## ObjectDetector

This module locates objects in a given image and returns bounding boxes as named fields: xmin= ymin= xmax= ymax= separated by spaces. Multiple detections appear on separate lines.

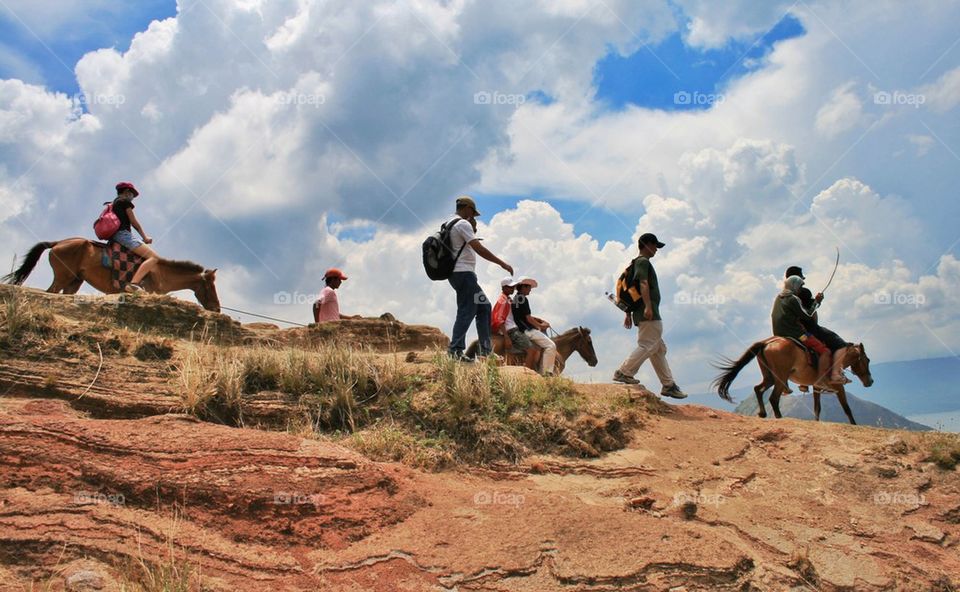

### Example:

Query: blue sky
xmin=594 ymin=16 xmax=805 ymax=112
xmin=0 ymin=1 xmax=176 ymax=94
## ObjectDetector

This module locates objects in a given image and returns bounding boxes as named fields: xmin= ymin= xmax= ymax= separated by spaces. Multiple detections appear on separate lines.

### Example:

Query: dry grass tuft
xmin=350 ymin=422 xmax=455 ymax=471
xmin=171 ymin=343 xmax=649 ymax=468
xmin=921 ymin=432 xmax=960 ymax=470
xmin=0 ymin=289 xmax=58 ymax=345
xmin=175 ymin=343 xmax=417 ymax=431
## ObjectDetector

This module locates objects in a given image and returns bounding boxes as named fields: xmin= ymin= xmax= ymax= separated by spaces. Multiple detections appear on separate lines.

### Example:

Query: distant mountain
xmin=855 ymin=356 xmax=960 ymax=416
xmin=733 ymin=390 xmax=932 ymax=431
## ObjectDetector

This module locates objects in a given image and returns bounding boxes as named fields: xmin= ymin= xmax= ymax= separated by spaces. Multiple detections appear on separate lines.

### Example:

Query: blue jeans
xmin=448 ymin=271 xmax=491 ymax=355
xmin=112 ymin=229 xmax=143 ymax=250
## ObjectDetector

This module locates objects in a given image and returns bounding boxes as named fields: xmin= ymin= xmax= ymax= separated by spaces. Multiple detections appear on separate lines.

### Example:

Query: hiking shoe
xmin=612 ymin=370 xmax=640 ymax=385
xmin=661 ymin=384 xmax=687 ymax=399
xmin=448 ymin=351 xmax=476 ymax=364
xmin=124 ymin=283 xmax=143 ymax=293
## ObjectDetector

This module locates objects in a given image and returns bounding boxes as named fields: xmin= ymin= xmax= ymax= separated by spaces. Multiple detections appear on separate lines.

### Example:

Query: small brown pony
xmin=713 ymin=337 xmax=873 ymax=424
xmin=466 ymin=326 xmax=599 ymax=374
xmin=4 ymin=238 xmax=221 ymax=312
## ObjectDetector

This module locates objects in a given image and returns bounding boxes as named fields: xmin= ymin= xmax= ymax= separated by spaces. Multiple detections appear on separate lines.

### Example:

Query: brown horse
xmin=713 ymin=337 xmax=873 ymax=424
xmin=3 ymin=238 xmax=221 ymax=312
xmin=466 ymin=327 xmax=599 ymax=374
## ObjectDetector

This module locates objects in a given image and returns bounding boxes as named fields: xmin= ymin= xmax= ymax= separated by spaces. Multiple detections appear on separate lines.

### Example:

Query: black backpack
xmin=615 ymin=257 xmax=643 ymax=311
xmin=422 ymin=217 xmax=466 ymax=281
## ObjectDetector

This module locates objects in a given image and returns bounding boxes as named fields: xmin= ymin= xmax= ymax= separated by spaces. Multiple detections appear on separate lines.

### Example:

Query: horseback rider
xmin=491 ymin=277 xmax=541 ymax=371
xmin=785 ymin=266 xmax=851 ymax=387
xmin=511 ymin=277 xmax=557 ymax=375
xmin=771 ymin=275 xmax=842 ymax=388
xmin=111 ymin=182 xmax=160 ymax=293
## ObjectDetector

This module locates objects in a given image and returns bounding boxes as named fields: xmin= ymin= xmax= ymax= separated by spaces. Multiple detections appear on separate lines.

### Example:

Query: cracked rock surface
xmin=2 ymin=397 xmax=957 ymax=591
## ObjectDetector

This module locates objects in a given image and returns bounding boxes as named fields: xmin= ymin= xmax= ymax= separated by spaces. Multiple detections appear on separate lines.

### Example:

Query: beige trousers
xmin=525 ymin=329 xmax=557 ymax=374
xmin=618 ymin=320 xmax=674 ymax=387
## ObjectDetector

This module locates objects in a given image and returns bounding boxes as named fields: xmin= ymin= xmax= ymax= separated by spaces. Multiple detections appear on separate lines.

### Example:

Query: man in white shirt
xmin=447 ymin=195 xmax=513 ymax=361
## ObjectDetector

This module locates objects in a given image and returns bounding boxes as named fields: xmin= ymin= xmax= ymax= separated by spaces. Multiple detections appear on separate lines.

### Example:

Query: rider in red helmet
xmin=111 ymin=182 xmax=159 ymax=292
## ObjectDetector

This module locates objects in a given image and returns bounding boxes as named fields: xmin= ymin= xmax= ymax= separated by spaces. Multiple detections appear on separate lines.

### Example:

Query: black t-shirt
xmin=511 ymin=295 xmax=534 ymax=331
xmin=112 ymin=197 xmax=135 ymax=231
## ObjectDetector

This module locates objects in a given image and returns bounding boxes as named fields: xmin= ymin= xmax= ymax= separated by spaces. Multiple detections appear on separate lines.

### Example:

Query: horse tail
xmin=712 ymin=341 xmax=767 ymax=403
xmin=465 ymin=340 xmax=479 ymax=358
xmin=2 ymin=241 xmax=57 ymax=285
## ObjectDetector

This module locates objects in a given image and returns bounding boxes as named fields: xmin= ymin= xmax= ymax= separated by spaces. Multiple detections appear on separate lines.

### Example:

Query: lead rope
xmin=219 ymin=305 xmax=309 ymax=327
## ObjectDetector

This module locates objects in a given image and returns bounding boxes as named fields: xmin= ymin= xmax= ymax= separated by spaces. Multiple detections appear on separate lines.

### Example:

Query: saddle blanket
xmin=784 ymin=336 xmax=818 ymax=367
xmin=100 ymin=241 xmax=144 ymax=291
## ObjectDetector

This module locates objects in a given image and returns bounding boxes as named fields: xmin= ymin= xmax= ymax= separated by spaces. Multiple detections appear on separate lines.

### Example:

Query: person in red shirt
xmin=313 ymin=268 xmax=360 ymax=323
xmin=492 ymin=276 xmax=541 ymax=370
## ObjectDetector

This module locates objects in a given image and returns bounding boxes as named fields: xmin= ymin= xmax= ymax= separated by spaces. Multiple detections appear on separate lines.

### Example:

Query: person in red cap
xmin=111 ymin=182 xmax=160 ymax=292
xmin=312 ymin=268 xmax=359 ymax=323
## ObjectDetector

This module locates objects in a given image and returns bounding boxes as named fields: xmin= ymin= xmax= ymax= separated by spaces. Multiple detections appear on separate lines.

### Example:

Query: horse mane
xmin=160 ymin=258 xmax=205 ymax=273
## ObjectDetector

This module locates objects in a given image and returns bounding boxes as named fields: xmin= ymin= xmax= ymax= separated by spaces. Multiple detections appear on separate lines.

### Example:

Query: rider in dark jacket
xmin=784 ymin=266 xmax=850 ymax=386
xmin=772 ymin=275 xmax=832 ymax=386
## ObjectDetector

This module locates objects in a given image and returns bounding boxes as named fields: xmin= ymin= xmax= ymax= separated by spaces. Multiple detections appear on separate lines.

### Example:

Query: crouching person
xmin=511 ymin=277 xmax=557 ymax=375
xmin=313 ymin=268 xmax=360 ymax=323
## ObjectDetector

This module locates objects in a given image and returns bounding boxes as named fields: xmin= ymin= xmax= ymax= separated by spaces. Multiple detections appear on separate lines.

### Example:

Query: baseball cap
xmin=455 ymin=195 xmax=481 ymax=216
xmin=324 ymin=268 xmax=348 ymax=280
xmin=115 ymin=182 xmax=139 ymax=196
xmin=500 ymin=276 xmax=516 ymax=287
xmin=639 ymin=232 xmax=665 ymax=248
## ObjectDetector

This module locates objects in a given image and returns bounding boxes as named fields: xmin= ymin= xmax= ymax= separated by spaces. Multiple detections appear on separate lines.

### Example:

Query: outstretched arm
xmin=469 ymin=239 xmax=513 ymax=275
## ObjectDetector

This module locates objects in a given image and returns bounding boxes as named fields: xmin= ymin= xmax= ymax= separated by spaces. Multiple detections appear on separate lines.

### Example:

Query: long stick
xmin=77 ymin=342 xmax=103 ymax=400
xmin=822 ymin=247 xmax=840 ymax=293
xmin=812 ymin=247 xmax=840 ymax=312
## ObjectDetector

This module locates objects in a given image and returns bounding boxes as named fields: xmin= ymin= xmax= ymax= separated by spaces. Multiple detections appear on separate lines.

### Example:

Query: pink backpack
xmin=93 ymin=202 xmax=121 ymax=240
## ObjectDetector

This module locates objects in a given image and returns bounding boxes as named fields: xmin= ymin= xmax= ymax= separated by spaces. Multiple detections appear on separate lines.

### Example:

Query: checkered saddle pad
xmin=99 ymin=241 xmax=144 ymax=291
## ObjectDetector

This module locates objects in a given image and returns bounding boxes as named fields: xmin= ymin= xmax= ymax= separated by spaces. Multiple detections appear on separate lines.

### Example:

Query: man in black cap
xmin=613 ymin=233 xmax=686 ymax=399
